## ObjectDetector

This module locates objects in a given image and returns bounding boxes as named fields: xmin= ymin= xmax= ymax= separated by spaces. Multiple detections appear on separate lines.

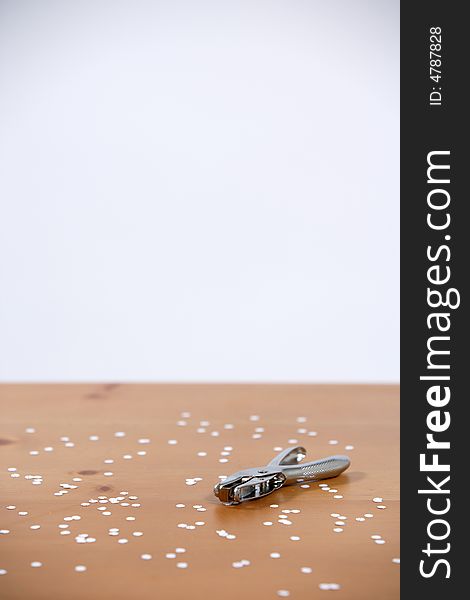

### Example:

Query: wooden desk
xmin=0 ymin=384 xmax=399 ymax=599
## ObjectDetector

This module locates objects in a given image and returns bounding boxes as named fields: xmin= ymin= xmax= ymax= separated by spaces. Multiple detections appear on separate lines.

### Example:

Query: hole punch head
xmin=214 ymin=469 xmax=286 ymax=505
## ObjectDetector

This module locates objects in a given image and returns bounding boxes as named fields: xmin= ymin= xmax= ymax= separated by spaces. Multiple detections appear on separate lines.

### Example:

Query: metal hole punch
xmin=214 ymin=446 xmax=350 ymax=505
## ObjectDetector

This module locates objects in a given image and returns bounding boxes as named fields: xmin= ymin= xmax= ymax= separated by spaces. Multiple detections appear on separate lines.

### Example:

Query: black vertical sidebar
xmin=401 ymin=1 xmax=466 ymax=598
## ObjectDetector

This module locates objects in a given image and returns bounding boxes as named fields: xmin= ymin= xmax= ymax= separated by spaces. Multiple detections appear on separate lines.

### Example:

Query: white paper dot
xmin=74 ymin=565 xmax=87 ymax=572
xmin=319 ymin=583 xmax=341 ymax=591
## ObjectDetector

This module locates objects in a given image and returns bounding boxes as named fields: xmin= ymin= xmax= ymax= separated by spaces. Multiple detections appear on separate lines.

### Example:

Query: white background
xmin=0 ymin=0 xmax=399 ymax=382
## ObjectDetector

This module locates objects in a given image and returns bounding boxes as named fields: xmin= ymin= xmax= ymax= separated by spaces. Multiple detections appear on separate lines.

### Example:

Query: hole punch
xmin=214 ymin=446 xmax=350 ymax=505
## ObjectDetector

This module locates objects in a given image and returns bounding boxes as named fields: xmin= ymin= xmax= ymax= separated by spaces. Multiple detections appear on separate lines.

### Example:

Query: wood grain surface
xmin=0 ymin=384 xmax=399 ymax=599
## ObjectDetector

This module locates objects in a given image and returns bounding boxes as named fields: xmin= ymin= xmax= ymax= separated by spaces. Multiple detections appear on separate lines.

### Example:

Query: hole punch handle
xmin=280 ymin=454 xmax=350 ymax=484
xmin=268 ymin=446 xmax=307 ymax=467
